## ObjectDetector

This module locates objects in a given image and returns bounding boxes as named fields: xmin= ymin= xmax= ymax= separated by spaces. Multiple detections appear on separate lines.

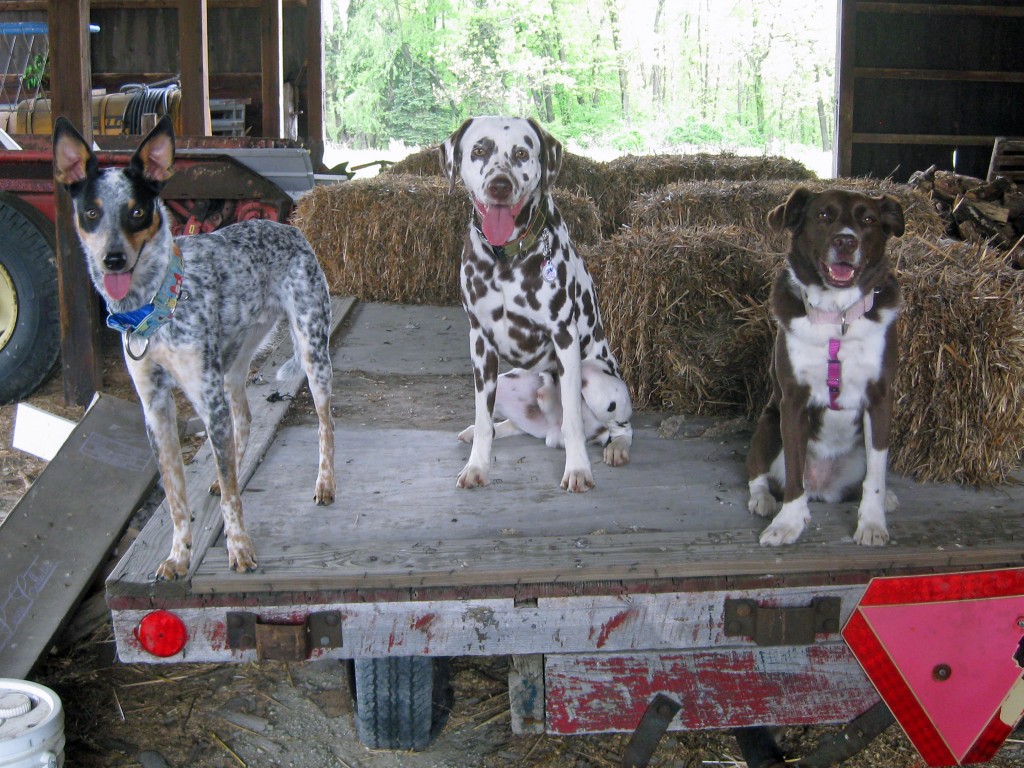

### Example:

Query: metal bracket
xmin=724 ymin=597 xmax=841 ymax=646
xmin=620 ymin=693 xmax=682 ymax=768
xmin=226 ymin=611 xmax=343 ymax=660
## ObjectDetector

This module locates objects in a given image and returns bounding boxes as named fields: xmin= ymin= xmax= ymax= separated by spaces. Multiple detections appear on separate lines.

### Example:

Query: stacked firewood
xmin=909 ymin=165 xmax=1024 ymax=265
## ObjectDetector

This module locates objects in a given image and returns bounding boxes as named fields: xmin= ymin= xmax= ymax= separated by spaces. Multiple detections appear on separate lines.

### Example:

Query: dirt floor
xmin=2 ymin=330 xmax=1023 ymax=768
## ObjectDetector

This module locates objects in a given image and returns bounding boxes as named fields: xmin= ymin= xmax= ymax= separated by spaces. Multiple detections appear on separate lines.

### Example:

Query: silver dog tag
xmin=542 ymin=258 xmax=557 ymax=283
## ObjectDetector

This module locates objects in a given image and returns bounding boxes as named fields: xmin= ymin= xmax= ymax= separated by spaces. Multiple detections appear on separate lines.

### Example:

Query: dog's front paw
xmin=854 ymin=497 xmax=890 ymax=546
xmin=154 ymin=555 xmax=190 ymax=581
xmin=314 ymin=474 xmax=336 ymax=505
xmin=561 ymin=467 xmax=594 ymax=493
xmin=853 ymin=520 xmax=889 ymax=546
xmin=457 ymin=425 xmax=474 ymax=443
xmin=603 ymin=437 xmax=630 ymax=467
xmin=759 ymin=499 xmax=810 ymax=546
xmin=457 ymin=464 xmax=489 ymax=489
xmin=227 ymin=532 xmax=258 ymax=572
xmin=748 ymin=490 xmax=777 ymax=518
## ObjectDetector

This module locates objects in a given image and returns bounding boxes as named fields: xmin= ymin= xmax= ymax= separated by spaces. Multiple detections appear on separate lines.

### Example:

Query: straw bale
xmin=889 ymin=238 xmax=1024 ymax=484
xmin=381 ymin=145 xmax=609 ymax=206
xmin=627 ymin=177 xmax=948 ymax=245
xmin=585 ymin=153 xmax=816 ymax=236
xmin=293 ymin=175 xmax=602 ymax=306
xmin=293 ymin=175 xmax=463 ymax=305
xmin=380 ymin=147 xmax=442 ymax=177
xmin=584 ymin=225 xmax=779 ymax=417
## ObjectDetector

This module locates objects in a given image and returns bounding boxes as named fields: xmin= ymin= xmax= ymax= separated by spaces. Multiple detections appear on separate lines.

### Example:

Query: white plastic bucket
xmin=0 ymin=679 xmax=64 ymax=768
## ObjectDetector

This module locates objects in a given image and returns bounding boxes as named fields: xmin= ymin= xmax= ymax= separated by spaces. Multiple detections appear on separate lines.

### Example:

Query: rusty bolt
xmin=932 ymin=663 xmax=952 ymax=682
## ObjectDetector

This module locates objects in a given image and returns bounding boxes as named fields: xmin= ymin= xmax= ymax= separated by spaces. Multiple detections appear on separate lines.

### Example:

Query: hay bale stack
xmin=557 ymin=152 xmax=606 ymax=199
xmin=890 ymin=238 xmax=1024 ymax=485
xmin=627 ymin=177 xmax=947 ymax=244
xmin=293 ymin=174 xmax=603 ymax=305
xmin=588 ymin=222 xmax=1024 ymax=485
xmin=293 ymin=175 xmax=463 ymax=304
xmin=381 ymin=145 xmax=610 ymax=209
xmin=380 ymin=146 xmax=441 ymax=177
xmin=584 ymin=224 xmax=779 ymax=417
xmin=587 ymin=153 xmax=816 ymax=236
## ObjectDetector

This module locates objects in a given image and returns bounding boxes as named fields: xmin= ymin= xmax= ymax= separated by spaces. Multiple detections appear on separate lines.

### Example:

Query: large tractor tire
xmin=0 ymin=192 xmax=60 ymax=405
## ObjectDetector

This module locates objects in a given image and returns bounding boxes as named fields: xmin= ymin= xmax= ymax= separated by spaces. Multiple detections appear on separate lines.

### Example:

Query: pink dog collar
xmin=803 ymin=290 xmax=875 ymax=336
xmin=803 ymin=291 xmax=875 ymax=411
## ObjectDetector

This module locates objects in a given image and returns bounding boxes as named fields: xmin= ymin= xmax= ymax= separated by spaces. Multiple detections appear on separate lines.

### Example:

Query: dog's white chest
xmin=785 ymin=313 xmax=893 ymax=411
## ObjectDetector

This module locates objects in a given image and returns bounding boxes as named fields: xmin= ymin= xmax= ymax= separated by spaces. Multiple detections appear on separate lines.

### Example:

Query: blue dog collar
xmin=106 ymin=244 xmax=185 ymax=340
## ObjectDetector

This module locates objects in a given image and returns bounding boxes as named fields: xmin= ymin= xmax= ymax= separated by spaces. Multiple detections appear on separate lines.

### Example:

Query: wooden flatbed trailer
xmin=105 ymin=300 xmax=1024 ymax=765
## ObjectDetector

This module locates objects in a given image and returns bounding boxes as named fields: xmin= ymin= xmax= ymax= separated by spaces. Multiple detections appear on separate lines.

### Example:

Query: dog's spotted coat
xmin=53 ymin=116 xmax=335 ymax=580
xmin=440 ymin=116 xmax=632 ymax=492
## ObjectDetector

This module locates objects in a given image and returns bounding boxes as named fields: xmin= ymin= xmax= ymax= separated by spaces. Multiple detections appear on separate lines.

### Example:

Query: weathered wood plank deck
xmin=215 ymin=302 xmax=1024 ymax=593
xmin=110 ymin=301 xmax=1024 ymax=604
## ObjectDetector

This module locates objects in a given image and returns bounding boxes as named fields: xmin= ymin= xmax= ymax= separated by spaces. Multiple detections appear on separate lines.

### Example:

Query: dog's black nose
xmin=832 ymin=234 xmax=858 ymax=254
xmin=487 ymin=176 xmax=513 ymax=201
xmin=104 ymin=251 xmax=128 ymax=271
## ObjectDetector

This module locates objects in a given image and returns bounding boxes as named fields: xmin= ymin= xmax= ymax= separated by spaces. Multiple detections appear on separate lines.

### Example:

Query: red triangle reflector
xmin=843 ymin=568 xmax=1024 ymax=766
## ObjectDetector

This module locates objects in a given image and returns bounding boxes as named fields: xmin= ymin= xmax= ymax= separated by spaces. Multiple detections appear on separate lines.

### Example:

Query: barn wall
xmin=0 ymin=5 xmax=309 ymax=139
xmin=837 ymin=0 xmax=1024 ymax=181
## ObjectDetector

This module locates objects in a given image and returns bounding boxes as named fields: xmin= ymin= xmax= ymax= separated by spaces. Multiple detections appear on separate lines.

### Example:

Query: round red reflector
xmin=134 ymin=610 xmax=188 ymax=657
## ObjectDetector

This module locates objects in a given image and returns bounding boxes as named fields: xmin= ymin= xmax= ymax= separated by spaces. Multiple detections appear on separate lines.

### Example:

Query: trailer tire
xmin=350 ymin=657 xmax=452 ymax=751
xmin=0 ymin=193 xmax=60 ymax=405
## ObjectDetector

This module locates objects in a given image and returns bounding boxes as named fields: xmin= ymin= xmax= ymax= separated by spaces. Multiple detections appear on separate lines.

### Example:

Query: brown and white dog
xmin=747 ymin=187 xmax=905 ymax=546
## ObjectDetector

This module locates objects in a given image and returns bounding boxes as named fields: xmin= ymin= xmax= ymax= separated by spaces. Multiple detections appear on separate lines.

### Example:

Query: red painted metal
xmin=843 ymin=568 xmax=1024 ymax=766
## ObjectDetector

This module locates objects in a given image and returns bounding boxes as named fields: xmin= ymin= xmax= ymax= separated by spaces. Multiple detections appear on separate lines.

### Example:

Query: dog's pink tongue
xmin=481 ymin=205 xmax=516 ymax=246
xmin=104 ymin=272 xmax=133 ymax=301
xmin=829 ymin=263 xmax=856 ymax=283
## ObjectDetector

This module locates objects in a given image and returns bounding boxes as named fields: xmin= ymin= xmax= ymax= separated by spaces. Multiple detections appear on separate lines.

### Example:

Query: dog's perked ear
xmin=876 ymin=194 xmax=906 ymax=238
xmin=52 ymin=116 xmax=97 ymax=188
xmin=527 ymin=117 xmax=563 ymax=192
xmin=131 ymin=114 xmax=176 ymax=187
xmin=767 ymin=186 xmax=814 ymax=233
xmin=439 ymin=118 xmax=474 ymax=194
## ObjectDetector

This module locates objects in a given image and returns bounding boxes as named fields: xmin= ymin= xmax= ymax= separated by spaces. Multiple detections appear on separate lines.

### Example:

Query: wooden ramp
xmin=0 ymin=394 xmax=157 ymax=678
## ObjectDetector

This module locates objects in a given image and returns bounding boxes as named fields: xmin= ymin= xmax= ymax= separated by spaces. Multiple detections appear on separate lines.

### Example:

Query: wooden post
xmin=261 ymin=0 xmax=284 ymax=138
xmin=835 ymin=0 xmax=855 ymax=177
xmin=304 ymin=0 xmax=325 ymax=167
xmin=178 ymin=0 xmax=211 ymax=136
xmin=49 ymin=0 xmax=102 ymax=406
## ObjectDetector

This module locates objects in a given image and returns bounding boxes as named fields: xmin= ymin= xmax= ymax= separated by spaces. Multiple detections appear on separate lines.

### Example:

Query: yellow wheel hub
xmin=0 ymin=262 xmax=17 ymax=350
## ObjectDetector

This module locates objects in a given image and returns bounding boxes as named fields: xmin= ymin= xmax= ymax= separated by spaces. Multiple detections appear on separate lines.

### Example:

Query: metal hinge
xmin=723 ymin=597 xmax=841 ymax=646
xmin=225 ymin=611 xmax=343 ymax=660
xmin=621 ymin=693 xmax=682 ymax=768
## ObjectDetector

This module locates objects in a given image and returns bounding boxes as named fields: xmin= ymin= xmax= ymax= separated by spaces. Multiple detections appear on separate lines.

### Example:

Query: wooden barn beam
xmin=178 ymin=0 xmax=212 ymax=136
xmin=6 ymin=1 xmax=308 ymax=9
xmin=49 ymin=0 xmax=103 ymax=406
xmin=305 ymin=0 xmax=324 ymax=163
xmin=835 ymin=0 xmax=855 ymax=177
xmin=261 ymin=0 xmax=284 ymax=138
